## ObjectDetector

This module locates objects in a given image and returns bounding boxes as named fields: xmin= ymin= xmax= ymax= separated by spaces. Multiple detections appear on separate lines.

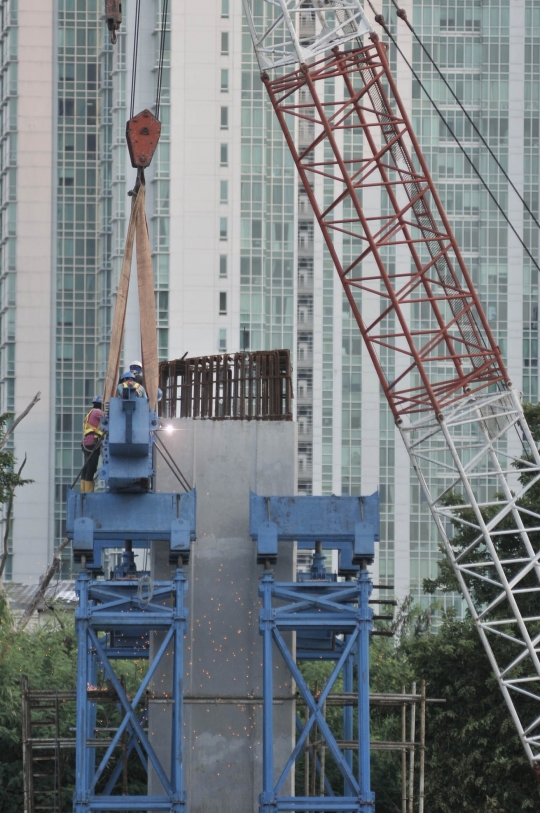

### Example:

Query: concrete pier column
xmin=151 ymin=419 xmax=297 ymax=811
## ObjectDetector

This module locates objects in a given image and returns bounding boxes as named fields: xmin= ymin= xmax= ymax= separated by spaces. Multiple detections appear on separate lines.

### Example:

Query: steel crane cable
xmin=155 ymin=0 xmax=170 ymax=120
xmin=129 ymin=0 xmax=142 ymax=119
xmin=365 ymin=0 xmax=540 ymax=275
xmin=388 ymin=0 xmax=540 ymax=235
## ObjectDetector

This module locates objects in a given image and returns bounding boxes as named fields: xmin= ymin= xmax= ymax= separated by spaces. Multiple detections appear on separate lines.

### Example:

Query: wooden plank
xmin=102 ymin=189 xmax=143 ymax=405
xmin=135 ymin=183 xmax=159 ymax=411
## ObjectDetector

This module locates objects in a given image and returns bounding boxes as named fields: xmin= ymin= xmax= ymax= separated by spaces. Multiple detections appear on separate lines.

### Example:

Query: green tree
xmin=0 ymin=596 xmax=77 ymax=812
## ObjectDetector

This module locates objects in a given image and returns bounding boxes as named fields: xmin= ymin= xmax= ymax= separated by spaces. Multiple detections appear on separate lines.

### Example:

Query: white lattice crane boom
xmin=242 ymin=0 xmax=540 ymax=766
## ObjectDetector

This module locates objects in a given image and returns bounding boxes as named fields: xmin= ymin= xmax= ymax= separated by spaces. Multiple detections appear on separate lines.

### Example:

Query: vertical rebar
xmin=401 ymin=686 xmax=407 ymax=813
xmin=419 ymin=680 xmax=426 ymax=813
xmin=408 ymin=682 xmax=416 ymax=813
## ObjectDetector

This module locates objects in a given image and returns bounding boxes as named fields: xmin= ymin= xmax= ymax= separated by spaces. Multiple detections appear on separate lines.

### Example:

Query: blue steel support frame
xmin=259 ymin=570 xmax=375 ymax=813
xmin=73 ymin=569 xmax=188 ymax=812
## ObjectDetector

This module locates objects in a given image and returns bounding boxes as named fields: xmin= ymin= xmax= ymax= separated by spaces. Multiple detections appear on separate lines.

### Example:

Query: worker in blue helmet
xmin=125 ymin=359 xmax=163 ymax=402
xmin=117 ymin=370 xmax=147 ymax=398
xmin=80 ymin=394 xmax=103 ymax=492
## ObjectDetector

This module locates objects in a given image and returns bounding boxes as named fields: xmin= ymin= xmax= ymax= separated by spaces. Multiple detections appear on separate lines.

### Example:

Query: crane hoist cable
xmin=130 ymin=0 xmax=142 ymax=119
xmin=388 ymin=0 xmax=540 ymax=235
xmin=366 ymin=0 xmax=540 ymax=275
xmin=155 ymin=0 xmax=169 ymax=120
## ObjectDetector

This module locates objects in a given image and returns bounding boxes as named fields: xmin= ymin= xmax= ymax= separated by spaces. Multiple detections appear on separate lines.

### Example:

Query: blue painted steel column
xmin=259 ymin=572 xmax=276 ymax=813
xmin=357 ymin=567 xmax=375 ymax=811
xmin=343 ymin=638 xmax=354 ymax=798
xmin=171 ymin=568 xmax=187 ymax=811
xmin=74 ymin=571 xmax=91 ymax=813
xmin=86 ymin=645 xmax=98 ymax=787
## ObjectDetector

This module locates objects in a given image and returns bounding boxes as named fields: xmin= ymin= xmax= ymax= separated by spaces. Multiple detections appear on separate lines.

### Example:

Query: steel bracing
xmin=241 ymin=9 xmax=540 ymax=766
xmin=241 ymin=0 xmax=371 ymax=71
xmin=73 ymin=570 xmax=188 ymax=812
xmin=259 ymin=570 xmax=374 ymax=812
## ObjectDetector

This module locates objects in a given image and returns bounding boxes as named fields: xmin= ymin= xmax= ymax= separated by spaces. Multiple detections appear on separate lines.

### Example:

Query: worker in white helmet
xmin=129 ymin=359 xmax=143 ymax=384
xmin=126 ymin=359 xmax=163 ymax=401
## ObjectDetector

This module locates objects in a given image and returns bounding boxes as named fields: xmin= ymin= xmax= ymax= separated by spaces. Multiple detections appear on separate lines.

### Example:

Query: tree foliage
xmin=0 ymin=412 xmax=32 ymax=505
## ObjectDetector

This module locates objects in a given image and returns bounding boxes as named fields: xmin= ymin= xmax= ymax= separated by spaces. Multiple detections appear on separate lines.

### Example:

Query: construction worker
xmin=80 ymin=394 xmax=103 ymax=493
xmin=129 ymin=359 xmax=143 ymax=384
xmin=117 ymin=370 xmax=148 ymax=397
xmin=125 ymin=359 xmax=163 ymax=402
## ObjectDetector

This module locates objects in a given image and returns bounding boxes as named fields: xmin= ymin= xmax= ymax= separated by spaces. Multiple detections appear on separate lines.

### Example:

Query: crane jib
xmin=243 ymin=0 xmax=540 ymax=771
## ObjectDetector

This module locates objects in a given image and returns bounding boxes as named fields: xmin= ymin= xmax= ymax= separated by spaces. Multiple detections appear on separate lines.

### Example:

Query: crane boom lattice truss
xmin=243 ymin=1 xmax=540 ymax=767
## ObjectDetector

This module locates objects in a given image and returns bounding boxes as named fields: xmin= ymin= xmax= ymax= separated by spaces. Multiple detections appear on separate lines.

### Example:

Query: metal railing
xmin=159 ymin=350 xmax=293 ymax=421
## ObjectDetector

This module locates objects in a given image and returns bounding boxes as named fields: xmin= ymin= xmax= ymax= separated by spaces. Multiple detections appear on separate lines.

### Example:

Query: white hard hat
xmin=130 ymin=359 xmax=143 ymax=368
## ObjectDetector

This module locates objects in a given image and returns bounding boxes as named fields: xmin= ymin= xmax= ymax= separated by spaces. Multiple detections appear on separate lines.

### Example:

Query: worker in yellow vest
xmin=80 ymin=394 xmax=103 ymax=492
xmin=117 ymin=370 xmax=148 ymax=397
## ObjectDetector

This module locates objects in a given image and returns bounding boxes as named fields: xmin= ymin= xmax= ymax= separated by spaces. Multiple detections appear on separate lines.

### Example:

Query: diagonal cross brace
xmin=272 ymin=627 xmax=359 ymax=795
xmin=89 ymin=626 xmax=174 ymax=795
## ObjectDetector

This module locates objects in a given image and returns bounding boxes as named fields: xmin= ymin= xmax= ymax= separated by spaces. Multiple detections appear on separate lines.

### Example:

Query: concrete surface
xmin=149 ymin=418 xmax=297 ymax=811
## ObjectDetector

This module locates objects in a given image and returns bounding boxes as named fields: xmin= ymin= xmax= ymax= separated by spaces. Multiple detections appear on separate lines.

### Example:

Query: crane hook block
xmin=104 ymin=0 xmax=122 ymax=45
xmin=126 ymin=110 xmax=161 ymax=169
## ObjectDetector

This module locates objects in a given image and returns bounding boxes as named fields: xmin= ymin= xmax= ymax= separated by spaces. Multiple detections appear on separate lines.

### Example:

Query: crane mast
xmin=243 ymin=0 xmax=540 ymax=766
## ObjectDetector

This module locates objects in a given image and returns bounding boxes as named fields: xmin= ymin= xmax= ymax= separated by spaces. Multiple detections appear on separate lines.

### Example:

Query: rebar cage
xmin=159 ymin=350 xmax=293 ymax=421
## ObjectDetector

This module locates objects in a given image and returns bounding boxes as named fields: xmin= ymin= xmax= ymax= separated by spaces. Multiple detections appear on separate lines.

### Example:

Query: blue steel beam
xmin=250 ymin=492 xmax=378 ymax=568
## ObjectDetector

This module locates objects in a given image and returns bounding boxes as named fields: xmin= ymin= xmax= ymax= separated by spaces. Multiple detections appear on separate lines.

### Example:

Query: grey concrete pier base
xmin=150 ymin=419 xmax=297 ymax=811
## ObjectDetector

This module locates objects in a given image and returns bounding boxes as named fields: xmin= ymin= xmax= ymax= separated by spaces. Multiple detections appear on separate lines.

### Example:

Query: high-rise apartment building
xmin=2 ymin=0 xmax=538 ymax=594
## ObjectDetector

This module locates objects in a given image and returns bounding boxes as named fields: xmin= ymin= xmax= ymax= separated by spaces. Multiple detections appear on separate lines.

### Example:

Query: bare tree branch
xmin=0 ymin=391 xmax=41 ymax=452
xmin=0 ymin=454 xmax=26 ymax=584
xmin=17 ymin=537 xmax=71 ymax=632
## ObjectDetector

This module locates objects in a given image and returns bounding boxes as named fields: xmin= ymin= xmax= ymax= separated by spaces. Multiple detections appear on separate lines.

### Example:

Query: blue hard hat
xmin=92 ymin=394 xmax=103 ymax=405
xmin=120 ymin=371 xmax=135 ymax=381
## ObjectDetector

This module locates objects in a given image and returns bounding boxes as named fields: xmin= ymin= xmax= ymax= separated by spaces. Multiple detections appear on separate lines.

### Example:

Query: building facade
xmin=1 ymin=0 xmax=538 ymax=595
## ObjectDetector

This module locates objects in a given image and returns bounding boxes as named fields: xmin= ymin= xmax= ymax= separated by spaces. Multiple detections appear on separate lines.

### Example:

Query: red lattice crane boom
xmin=243 ymin=0 xmax=540 ymax=766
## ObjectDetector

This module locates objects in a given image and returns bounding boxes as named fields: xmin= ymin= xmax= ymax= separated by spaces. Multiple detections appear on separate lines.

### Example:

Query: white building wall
xmin=11 ymin=0 xmax=54 ymax=581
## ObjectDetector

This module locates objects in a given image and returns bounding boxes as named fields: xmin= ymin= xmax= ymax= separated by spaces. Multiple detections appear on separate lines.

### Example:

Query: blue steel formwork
xmin=73 ymin=569 xmax=188 ymax=812
xmin=251 ymin=494 xmax=379 ymax=813
xmin=67 ymin=392 xmax=195 ymax=812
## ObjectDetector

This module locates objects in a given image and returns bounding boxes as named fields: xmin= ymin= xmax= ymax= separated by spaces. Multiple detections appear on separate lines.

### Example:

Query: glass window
xmin=220 ymin=143 xmax=228 ymax=166
xmin=219 ymin=328 xmax=227 ymax=352
xmin=220 ymin=180 xmax=228 ymax=204
xmin=220 ymin=106 xmax=228 ymax=129
xmin=219 ymin=255 xmax=227 ymax=278
xmin=220 ymin=217 xmax=228 ymax=241
xmin=221 ymin=69 xmax=229 ymax=92
xmin=219 ymin=292 xmax=227 ymax=314
xmin=221 ymin=0 xmax=229 ymax=18
xmin=221 ymin=32 xmax=229 ymax=55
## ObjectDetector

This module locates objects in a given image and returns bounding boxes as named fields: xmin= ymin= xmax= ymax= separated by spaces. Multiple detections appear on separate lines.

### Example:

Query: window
xmin=221 ymin=69 xmax=229 ymax=92
xmin=221 ymin=32 xmax=229 ymax=55
xmin=220 ymin=180 xmax=228 ymax=204
xmin=219 ymin=255 xmax=227 ymax=278
xmin=220 ymin=106 xmax=228 ymax=129
xmin=59 ymin=98 xmax=74 ymax=116
xmin=220 ymin=143 xmax=228 ymax=166
xmin=219 ymin=329 xmax=227 ymax=352
xmin=221 ymin=0 xmax=229 ymax=17
xmin=219 ymin=292 xmax=227 ymax=315
xmin=220 ymin=217 xmax=228 ymax=241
